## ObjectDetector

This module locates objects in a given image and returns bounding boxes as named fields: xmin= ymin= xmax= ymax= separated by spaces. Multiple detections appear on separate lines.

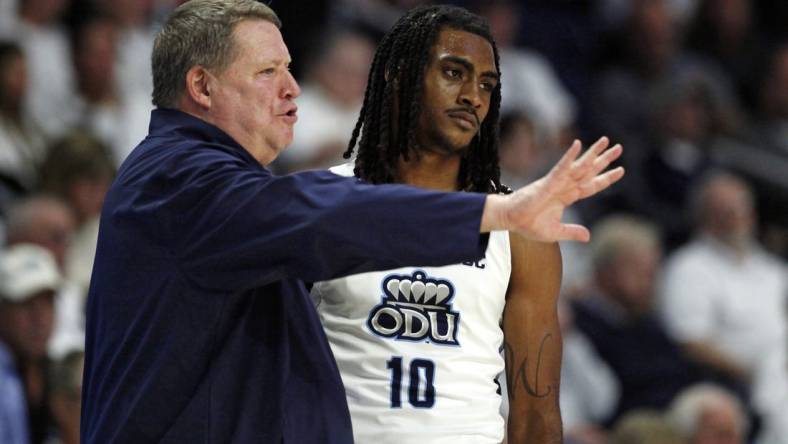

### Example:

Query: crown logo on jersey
xmin=382 ymin=271 xmax=454 ymax=306
xmin=367 ymin=271 xmax=461 ymax=346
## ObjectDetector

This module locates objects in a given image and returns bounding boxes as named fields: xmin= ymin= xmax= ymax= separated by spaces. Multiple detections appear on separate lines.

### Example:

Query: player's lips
xmin=447 ymin=110 xmax=478 ymax=130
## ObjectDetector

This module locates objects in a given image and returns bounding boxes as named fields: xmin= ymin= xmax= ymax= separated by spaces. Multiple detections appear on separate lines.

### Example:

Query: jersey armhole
xmin=310 ymin=282 xmax=324 ymax=309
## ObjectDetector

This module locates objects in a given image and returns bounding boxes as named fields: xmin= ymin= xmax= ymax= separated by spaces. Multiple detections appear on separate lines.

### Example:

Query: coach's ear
xmin=185 ymin=65 xmax=212 ymax=109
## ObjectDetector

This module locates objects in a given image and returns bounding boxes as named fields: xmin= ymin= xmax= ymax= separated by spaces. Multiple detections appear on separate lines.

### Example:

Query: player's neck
xmin=396 ymin=150 xmax=462 ymax=191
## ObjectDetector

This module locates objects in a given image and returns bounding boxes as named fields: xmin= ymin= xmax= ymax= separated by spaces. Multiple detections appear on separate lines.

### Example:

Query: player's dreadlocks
xmin=343 ymin=5 xmax=509 ymax=194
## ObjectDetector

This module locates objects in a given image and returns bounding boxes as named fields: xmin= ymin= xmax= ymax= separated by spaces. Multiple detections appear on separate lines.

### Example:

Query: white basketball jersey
xmin=312 ymin=164 xmax=512 ymax=444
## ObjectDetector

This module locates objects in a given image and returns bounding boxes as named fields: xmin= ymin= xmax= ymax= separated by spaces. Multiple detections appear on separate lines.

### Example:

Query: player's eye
xmin=444 ymin=68 xmax=462 ymax=79
xmin=480 ymin=81 xmax=495 ymax=92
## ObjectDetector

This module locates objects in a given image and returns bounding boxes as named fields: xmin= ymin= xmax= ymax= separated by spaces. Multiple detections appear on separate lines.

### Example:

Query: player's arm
xmin=503 ymin=233 xmax=563 ymax=444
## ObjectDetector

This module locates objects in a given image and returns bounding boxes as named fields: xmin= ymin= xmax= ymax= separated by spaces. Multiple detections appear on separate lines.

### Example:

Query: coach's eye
xmin=260 ymin=67 xmax=276 ymax=76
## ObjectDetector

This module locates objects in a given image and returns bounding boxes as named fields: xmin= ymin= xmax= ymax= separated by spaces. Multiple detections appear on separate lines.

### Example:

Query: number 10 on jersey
xmin=386 ymin=357 xmax=436 ymax=408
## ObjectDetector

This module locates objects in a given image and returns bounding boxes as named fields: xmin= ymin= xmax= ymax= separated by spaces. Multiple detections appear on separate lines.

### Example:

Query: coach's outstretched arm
xmin=481 ymin=137 xmax=623 ymax=241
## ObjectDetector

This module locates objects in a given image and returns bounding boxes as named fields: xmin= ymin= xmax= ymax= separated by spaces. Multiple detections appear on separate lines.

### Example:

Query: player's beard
xmin=415 ymin=123 xmax=477 ymax=158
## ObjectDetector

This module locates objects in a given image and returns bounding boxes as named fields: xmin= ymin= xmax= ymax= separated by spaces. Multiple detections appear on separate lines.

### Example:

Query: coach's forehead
xmin=231 ymin=19 xmax=290 ymax=65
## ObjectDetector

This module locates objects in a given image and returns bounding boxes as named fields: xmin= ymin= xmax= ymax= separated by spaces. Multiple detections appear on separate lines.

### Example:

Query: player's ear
xmin=185 ymin=65 xmax=212 ymax=109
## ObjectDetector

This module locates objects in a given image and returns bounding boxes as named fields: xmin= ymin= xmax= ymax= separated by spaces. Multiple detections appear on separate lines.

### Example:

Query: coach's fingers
xmin=556 ymin=223 xmax=591 ymax=243
xmin=571 ymin=137 xmax=609 ymax=178
xmin=549 ymin=140 xmax=581 ymax=181
xmin=587 ymin=144 xmax=623 ymax=179
xmin=577 ymin=166 xmax=625 ymax=199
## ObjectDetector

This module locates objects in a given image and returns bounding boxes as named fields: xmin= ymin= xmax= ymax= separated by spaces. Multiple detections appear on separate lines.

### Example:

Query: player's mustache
xmin=446 ymin=107 xmax=480 ymax=128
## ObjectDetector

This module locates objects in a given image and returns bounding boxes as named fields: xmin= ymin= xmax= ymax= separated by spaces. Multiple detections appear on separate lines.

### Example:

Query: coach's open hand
xmin=481 ymin=136 xmax=624 ymax=242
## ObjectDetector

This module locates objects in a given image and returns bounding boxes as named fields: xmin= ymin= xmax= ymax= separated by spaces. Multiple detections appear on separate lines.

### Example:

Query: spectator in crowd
xmin=752 ymin=44 xmax=788 ymax=171
xmin=0 ymin=41 xmax=47 ymax=195
xmin=2 ymin=0 xmax=74 ymax=139
xmin=46 ymin=348 xmax=83 ymax=444
xmin=0 ymin=272 xmax=30 ymax=443
xmin=0 ymin=244 xmax=61 ymax=444
xmin=609 ymin=409 xmax=686 ymax=444
xmin=686 ymin=0 xmax=763 ymax=108
xmin=96 ymin=0 xmax=157 ymax=100
xmin=634 ymin=73 xmax=739 ymax=249
xmin=0 ymin=0 xmax=16 ymax=32
xmin=67 ymin=14 xmax=151 ymax=165
xmin=475 ymin=0 xmax=578 ymax=149
xmin=666 ymin=383 xmax=747 ymax=444
xmin=39 ymin=130 xmax=115 ymax=294
xmin=332 ymin=0 xmax=423 ymax=39
xmin=658 ymin=171 xmax=788 ymax=443
xmin=275 ymin=28 xmax=374 ymax=172
xmin=705 ymin=42 xmax=788 ymax=258
xmin=596 ymin=0 xmax=700 ymax=29
xmin=498 ymin=111 xmax=550 ymax=189
xmin=756 ymin=42 xmax=788 ymax=242
xmin=4 ymin=196 xmax=83 ymax=359
xmin=756 ymin=392 xmax=788 ymax=444
xmin=5 ymin=195 xmax=74 ymax=268
xmin=571 ymin=214 xmax=703 ymax=423
xmin=559 ymin=299 xmax=619 ymax=444
xmin=591 ymin=0 xmax=737 ymax=218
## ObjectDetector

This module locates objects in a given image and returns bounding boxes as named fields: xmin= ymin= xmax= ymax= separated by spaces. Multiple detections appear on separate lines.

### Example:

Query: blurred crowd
xmin=0 ymin=0 xmax=785 ymax=443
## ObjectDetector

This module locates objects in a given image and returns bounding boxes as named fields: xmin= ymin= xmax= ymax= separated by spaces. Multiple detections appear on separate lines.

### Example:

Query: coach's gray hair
xmin=151 ymin=0 xmax=281 ymax=108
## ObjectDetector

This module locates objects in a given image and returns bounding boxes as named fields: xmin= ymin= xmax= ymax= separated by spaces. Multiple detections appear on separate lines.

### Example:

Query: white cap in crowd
xmin=0 ymin=244 xmax=62 ymax=303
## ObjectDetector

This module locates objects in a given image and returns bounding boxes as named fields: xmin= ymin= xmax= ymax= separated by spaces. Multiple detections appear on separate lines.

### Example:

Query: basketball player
xmin=313 ymin=6 xmax=616 ymax=443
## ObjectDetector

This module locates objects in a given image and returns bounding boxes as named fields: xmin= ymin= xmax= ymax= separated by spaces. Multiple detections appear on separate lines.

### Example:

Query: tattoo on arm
xmin=504 ymin=333 xmax=553 ymax=400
